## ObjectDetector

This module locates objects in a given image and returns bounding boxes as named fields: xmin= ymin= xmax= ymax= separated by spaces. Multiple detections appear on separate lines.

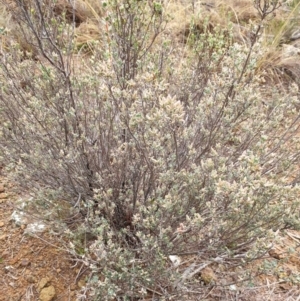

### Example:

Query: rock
xmin=289 ymin=254 xmax=300 ymax=266
xmin=269 ymin=248 xmax=284 ymax=260
xmin=201 ymin=266 xmax=217 ymax=284
xmin=279 ymin=282 xmax=293 ymax=291
xmin=0 ymin=234 xmax=6 ymax=240
xmin=26 ymin=275 xmax=36 ymax=283
xmin=0 ymin=221 xmax=4 ymax=227
xmin=4 ymin=265 xmax=14 ymax=272
xmin=77 ymin=279 xmax=86 ymax=288
xmin=281 ymin=44 xmax=300 ymax=58
xmin=1 ymin=250 xmax=9 ymax=258
xmin=0 ymin=184 xmax=5 ymax=193
xmin=39 ymin=286 xmax=56 ymax=301
xmin=19 ymin=258 xmax=30 ymax=267
xmin=11 ymin=211 xmax=28 ymax=226
xmin=38 ymin=277 xmax=50 ymax=291
xmin=24 ymin=222 xmax=46 ymax=234
xmin=0 ymin=192 xmax=8 ymax=199
xmin=70 ymin=283 xmax=77 ymax=291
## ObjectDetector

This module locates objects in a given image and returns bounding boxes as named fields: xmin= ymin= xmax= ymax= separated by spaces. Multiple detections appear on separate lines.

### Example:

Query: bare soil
xmin=0 ymin=176 xmax=84 ymax=301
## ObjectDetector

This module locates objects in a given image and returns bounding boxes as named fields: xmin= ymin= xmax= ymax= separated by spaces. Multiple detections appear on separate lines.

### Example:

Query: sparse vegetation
xmin=0 ymin=0 xmax=300 ymax=300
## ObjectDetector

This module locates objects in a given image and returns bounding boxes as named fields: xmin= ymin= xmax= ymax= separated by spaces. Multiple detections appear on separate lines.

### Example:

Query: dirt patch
xmin=0 ymin=177 xmax=85 ymax=301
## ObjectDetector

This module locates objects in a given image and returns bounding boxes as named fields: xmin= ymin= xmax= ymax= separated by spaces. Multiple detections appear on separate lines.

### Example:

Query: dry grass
xmin=253 ymin=1 xmax=300 ymax=84
xmin=1 ymin=0 xmax=299 ymax=62
xmin=0 ymin=0 xmax=298 ymax=114
xmin=165 ymin=0 xmax=298 ymax=48
xmin=215 ymin=0 xmax=259 ymax=24
xmin=53 ymin=0 xmax=103 ymax=25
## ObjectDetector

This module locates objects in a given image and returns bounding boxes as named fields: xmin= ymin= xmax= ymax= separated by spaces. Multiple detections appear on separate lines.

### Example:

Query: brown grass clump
xmin=216 ymin=0 xmax=259 ymax=24
xmin=53 ymin=0 xmax=104 ymax=54
xmin=255 ymin=2 xmax=300 ymax=86
xmin=0 ymin=0 xmax=104 ymax=58
xmin=168 ymin=0 xmax=257 ymax=46
xmin=257 ymin=49 xmax=300 ymax=88
xmin=169 ymin=0 xmax=299 ymax=49
xmin=53 ymin=0 xmax=103 ymax=26
xmin=75 ymin=20 xmax=102 ymax=54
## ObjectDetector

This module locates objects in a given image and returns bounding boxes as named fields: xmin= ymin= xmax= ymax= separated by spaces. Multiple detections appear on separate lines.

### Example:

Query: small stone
xmin=0 ymin=184 xmax=5 ymax=193
xmin=269 ymin=248 xmax=284 ymax=260
xmin=279 ymin=282 xmax=293 ymax=291
xmin=1 ymin=250 xmax=9 ymax=258
xmin=77 ymin=279 xmax=86 ymax=288
xmin=70 ymin=283 xmax=77 ymax=291
xmin=0 ymin=221 xmax=4 ymax=227
xmin=56 ymin=268 xmax=61 ymax=273
xmin=201 ymin=266 xmax=217 ymax=284
xmin=38 ymin=277 xmax=50 ymax=291
xmin=39 ymin=286 xmax=56 ymax=301
xmin=0 ymin=192 xmax=8 ymax=199
xmin=290 ymin=255 xmax=300 ymax=266
xmin=26 ymin=275 xmax=36 ymax=283
xmin=0 ymin=234 xmax=6 ymax=240
xmin=4 ymin=266 xmax=14 ymax=273
xmin=20 ymin=258 xmax=30 ymax=267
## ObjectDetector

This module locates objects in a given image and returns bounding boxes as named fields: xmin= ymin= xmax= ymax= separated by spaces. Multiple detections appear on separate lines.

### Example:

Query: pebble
xmin=201 ymin=266 xmax=217 ymax=284
xmin=26 ymin=275 xmax=36 ymax=283
xmin=20 ymin=258 xmax=30 ymax=267
xmin=38 ymin=277 xmax=50 ymax=291
xmin=39 ymin=286 xmax=56 ymax=301
xmin=0 ymin=234 xmax=7 ymax=240
xmin=70 ymin=283 xmax=77 ymax=291
xmin=77 ymin=279 xmax=85 ymax=288
xmin=0 ymin=192 xmax=8 ymax=199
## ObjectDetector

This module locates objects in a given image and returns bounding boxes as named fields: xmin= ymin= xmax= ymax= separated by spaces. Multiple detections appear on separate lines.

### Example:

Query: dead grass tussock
xmin=0 ymin=0 xmax=104 ymax=57
xmin=165 ymin=0 xmax=221 ymax=38
xmin=53 ymin=0 xmax=104 ymax=54
xmin=251 ymin=1 xmax=300 ymax=85
xmin=75 ymin=20 xmax=102 ymax=54
xmin=166 ymin=0 xmax=257 ymax=45
xmin=263 ymin=2 xmax=300 ymax=48
xmin=53 ymin=0 xmax=103 ymax=26
xmin=256 ymin=44 xmax=300 ymax=88
xmin=215 ymin=0 xmax=259 ymax=24
xmin=167 ymin=0 xmax=299 ymax=48
xmin=163 ymin=0 xmax=191 ymax=44
xmin=256 ymin=48 xmax=298 ymax=85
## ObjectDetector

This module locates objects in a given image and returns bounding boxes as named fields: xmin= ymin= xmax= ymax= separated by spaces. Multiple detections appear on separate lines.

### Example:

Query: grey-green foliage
xmin=0 ymin=0 xmax=299 ymax=299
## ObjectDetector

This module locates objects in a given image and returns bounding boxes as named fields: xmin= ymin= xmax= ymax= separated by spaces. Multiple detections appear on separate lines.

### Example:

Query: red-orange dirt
xmin=0 ymin=176 xmax=85 ymax=301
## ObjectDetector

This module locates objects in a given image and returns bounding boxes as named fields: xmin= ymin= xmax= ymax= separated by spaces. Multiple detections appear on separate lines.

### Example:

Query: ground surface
xmin=0 ymin=176 xmax=85 ymax=301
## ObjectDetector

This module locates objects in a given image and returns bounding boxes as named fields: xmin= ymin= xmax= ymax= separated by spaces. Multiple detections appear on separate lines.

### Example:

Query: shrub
xmin=0 ymin=0 xmax=299 ymax=299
